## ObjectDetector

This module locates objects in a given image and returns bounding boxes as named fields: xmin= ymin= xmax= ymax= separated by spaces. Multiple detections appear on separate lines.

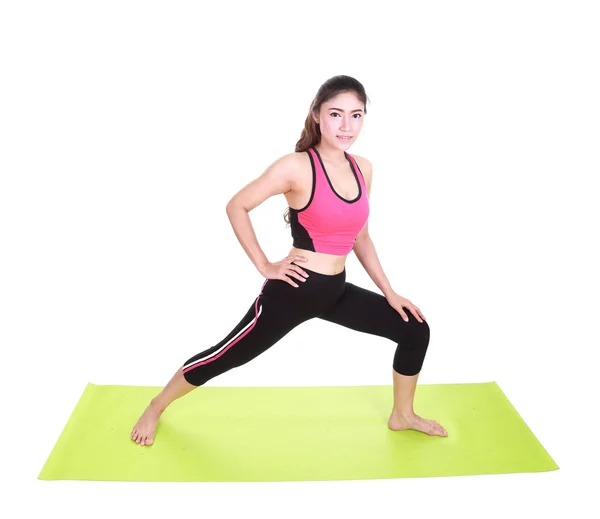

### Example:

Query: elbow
xmin=226 ymin=199 xmax=242 ymax=214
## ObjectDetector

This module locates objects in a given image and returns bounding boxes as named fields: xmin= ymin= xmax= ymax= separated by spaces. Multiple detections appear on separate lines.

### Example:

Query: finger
xmin=286 ymin=270 xmax=306 ymax=281
xmin=281 ymin=274 xmax=299 ymax=288
xmin=287 ymin=268 xmax=307 ymax=282
xmin=290 ymin=265 xmax=309 ymax=278
xmin=295 ymin=255 xmax=308 ymax=261
xmin=411 ymin=308 xmax=423 ymax=323
xmin=400 ymin=311 xmax=409 ymax=322
xmin=414 ymin=305 xmax=426 ymax=321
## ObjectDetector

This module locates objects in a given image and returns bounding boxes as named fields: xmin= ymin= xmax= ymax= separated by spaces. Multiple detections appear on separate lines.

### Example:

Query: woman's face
xmin=314 ymin=91 xmax=365 ymax=151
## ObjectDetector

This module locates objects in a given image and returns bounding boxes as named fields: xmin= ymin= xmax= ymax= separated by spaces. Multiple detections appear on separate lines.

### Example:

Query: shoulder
xmin=270 ymin=150 xmax=310 ymax=171
xmin=272 ymin=150 xmax=314 ymax=180
xmin=262 ymin=151 xmax=307 ymax=179
xmin=255 ymin=151 xmax=311 ymax=194
xmin=227 ymin=151 xmax=309 ymax=210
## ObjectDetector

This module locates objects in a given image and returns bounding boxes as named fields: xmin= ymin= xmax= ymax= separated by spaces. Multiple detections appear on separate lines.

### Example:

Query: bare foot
xmin=387 ymin=411 xmax=448 ymax=437
xmin=131 ymin=400 xmax=164 ymax=446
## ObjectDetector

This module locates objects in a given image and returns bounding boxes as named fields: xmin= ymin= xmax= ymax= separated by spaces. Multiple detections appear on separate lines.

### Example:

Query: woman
xmin=131 ymin=75 xmax=448 ymax=446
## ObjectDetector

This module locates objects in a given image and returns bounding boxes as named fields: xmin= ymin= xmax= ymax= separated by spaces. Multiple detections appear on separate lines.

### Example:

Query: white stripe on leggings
xmin=183 ymin=304 xmax=263 ymax=370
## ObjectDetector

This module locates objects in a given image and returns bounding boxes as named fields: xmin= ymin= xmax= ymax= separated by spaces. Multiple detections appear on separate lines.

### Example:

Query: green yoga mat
xmin=38 ymin=381 xmax=558 ymax=482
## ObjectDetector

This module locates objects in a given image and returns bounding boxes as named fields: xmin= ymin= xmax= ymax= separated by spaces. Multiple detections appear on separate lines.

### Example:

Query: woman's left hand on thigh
xmin=385 ymin=291 xmax=426 ymax=323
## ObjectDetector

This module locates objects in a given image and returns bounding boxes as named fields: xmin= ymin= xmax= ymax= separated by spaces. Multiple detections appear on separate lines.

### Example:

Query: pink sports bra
xmin=288 ymin=146 xmax=370 ymax=255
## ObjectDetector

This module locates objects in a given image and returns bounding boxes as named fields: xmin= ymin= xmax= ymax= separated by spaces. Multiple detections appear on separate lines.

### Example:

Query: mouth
xmin=337 ymin=135 xmax=353 ymax=140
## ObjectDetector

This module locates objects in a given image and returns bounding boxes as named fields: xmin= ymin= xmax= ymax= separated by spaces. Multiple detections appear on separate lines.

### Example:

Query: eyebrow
xmin=328 ymin=107 xmax=364 ymax=113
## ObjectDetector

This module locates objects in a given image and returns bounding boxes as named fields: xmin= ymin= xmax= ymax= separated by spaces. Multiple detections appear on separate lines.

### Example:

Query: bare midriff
xmin=287 ymin=246 xmax=348 ymax=275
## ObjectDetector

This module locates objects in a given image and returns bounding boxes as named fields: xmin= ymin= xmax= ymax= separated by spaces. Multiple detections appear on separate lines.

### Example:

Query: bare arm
xmin=225 ymin=153 xmax=298 ymax=275
xmin=352 ymin=158 xmax=395 ymax=298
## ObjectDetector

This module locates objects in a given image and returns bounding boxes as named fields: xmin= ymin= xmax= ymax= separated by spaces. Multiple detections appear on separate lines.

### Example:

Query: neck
xmin=314 ymin=142 xmax=346 ymax=164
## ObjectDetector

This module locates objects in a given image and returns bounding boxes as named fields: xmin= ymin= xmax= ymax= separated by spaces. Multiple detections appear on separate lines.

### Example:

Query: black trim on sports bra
xmin=311 ymin=146 xmax=362 ymax=204
xmin=288 ymin=149 xmax=317 ymax=213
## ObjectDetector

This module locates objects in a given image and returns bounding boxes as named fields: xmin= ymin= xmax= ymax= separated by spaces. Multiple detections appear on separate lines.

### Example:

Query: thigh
xmin=319 ymin=282 xmax=426 ymax=341
xmin=182 ymin=281 xmax=312 ymax=385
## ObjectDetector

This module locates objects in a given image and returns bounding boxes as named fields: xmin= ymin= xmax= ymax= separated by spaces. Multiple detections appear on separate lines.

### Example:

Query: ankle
xmin=392 ymin=408 xmax=415 ymax=420
xmin=150 ymin=397 xmax=168 ymax=413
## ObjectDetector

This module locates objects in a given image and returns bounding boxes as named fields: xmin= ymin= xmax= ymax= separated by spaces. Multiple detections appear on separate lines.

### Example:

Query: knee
xmin=182 ymin=365 xmax=209 ymax=387
xmin=393 ymin=315 xmax=430 ymax=348
xmin=415 ymin=318 xmax=430 ymax=348
xmin=392 ymin=317 xmax=430 ymax=376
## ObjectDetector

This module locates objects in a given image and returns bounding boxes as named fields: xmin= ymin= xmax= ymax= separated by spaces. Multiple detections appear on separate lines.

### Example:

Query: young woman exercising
xmin=131 ymin=75 xmax=448 ymax=446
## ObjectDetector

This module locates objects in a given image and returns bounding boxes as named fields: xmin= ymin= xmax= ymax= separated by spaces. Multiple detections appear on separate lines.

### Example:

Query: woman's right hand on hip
xmin=260 ymin=256 xmax=310 ymax=287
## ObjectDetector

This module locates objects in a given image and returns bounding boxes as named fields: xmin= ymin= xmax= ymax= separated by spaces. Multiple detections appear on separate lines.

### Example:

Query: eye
xmin=329 ymin=112 xmax=362 ymax=119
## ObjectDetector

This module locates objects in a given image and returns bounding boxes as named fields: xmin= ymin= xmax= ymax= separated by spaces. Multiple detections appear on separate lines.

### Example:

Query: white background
xmin=1 ymin=0 xmax=598 ymax=517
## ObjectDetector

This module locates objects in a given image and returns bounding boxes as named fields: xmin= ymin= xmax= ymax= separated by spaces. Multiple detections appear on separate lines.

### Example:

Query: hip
xmin=287 ymin=247 xmax=348 ymax=276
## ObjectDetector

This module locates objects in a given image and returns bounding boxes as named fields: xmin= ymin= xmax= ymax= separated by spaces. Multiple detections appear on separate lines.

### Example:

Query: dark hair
xmin=283 ymin=75 xmax=369 ymax=225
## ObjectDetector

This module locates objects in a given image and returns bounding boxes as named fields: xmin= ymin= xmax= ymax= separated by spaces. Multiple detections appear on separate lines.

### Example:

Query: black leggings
xmin=182 ymin=265 xmax=430 ymax=386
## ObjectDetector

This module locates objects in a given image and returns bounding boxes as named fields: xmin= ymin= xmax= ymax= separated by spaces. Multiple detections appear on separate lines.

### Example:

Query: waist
xmin=288 ymin=247 xmax=347 ymax=275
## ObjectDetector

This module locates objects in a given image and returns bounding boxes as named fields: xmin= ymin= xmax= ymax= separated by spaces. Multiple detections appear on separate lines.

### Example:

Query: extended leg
xmin=131 ymin=278 xmax=311 ymax=446
xmin=131 ymin=365 xmax=196 ymax=446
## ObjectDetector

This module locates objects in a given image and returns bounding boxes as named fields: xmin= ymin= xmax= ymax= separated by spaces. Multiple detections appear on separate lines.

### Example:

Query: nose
xmin=339 ymin=117 xmax=351 ymax=131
